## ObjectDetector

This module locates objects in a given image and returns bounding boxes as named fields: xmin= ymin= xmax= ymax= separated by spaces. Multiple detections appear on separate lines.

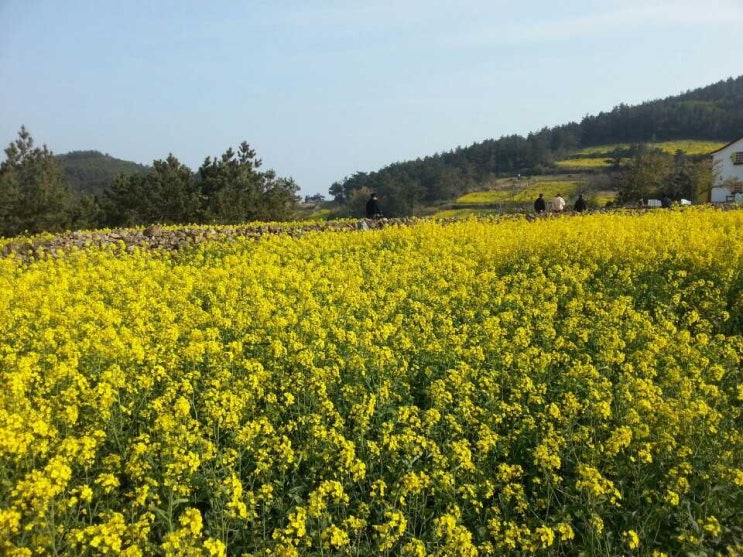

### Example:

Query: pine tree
xmin=0 ymin=127 xmax=73 ymax=237
xmin=198 ymin=142 xmax=299 ymax=223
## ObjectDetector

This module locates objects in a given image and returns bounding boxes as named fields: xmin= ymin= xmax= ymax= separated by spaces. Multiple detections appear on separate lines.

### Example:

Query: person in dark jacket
xmin=574 ymin=194 xmax=587 ymax=213
xmin=366 ymin=193 xmax=382 ymax=219
xmin=533 ymin=193 xmax=546 ymax=214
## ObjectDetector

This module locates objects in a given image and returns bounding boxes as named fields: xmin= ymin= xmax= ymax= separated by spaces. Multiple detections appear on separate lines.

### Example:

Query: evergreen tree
xmin=101 ymin=172 xmax=150 ymax=227
xmin=101 ymin=154 xmax=199 ymax=227
xmin=0 ymin=127 xmax=73 ymax=237
xmin=198 ymin=142 xmax=299 ymax=223
xmin=147 ymin=155 xmax=201 ymax=224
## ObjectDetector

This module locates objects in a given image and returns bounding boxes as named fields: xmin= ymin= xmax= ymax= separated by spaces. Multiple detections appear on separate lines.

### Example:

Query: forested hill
xmin=581 ymin=75 xmax=743 ymax=144
xmin=56 ymin=150 xmax=149 ymax=197
xmin=330 ymin=75 xmax=743 ymax=214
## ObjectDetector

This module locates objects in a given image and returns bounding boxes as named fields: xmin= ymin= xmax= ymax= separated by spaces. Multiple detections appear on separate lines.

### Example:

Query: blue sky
xmin=1 ymin=1 xmax=742 ymax=197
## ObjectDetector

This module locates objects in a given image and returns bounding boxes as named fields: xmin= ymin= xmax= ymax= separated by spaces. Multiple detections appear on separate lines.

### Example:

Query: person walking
xmin=574 ymin=194 xmax=587 ymax=213
xmin=533 ymin=193 xmax=546 ymax=214
xmin=366 ymin=192 xmax=382 ymax=219
xmin=552 ymin=193 xmax=566 ymax=213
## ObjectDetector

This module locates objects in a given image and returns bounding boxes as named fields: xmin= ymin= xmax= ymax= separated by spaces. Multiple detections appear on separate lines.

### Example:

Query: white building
xmin=710 ymin=137 xmax=743 ymax=203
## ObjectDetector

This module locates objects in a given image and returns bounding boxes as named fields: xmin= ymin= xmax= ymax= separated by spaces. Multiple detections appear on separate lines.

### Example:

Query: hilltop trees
xmin=101 ymin=154 xmax=201 ymax=227
xmin=98 ymin=142 xmax=300 ymax=228
xmin=198 ymin=142 xmax=299 ymax=224
xmin=57 ymin=150 xmax=148 ymax=197
xmin=329 ymin=76 xmax=743 ymax=215
xmin=328 ymin=130 xmax=577 ymax=215
xmin=4 ymin=76 xmax=741 ymax=232
xmin=0 ymin=127 xmax=74 ymax=237
xmin=0 ymin=127 xmax=301 ymax=236
xmin=580 ymin=76 xmax=743 ymax=145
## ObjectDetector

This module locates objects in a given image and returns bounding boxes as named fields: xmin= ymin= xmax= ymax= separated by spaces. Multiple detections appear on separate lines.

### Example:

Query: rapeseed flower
xmin=1 ymin=208 xmax=742 ymax=555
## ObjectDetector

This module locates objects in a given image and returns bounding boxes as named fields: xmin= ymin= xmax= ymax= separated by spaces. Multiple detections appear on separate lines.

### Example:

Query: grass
xmin=572 ymin=139 xmax=726 ymax=157
xmin=455 ymin=191 xmax=511 ymax=204
xmin=555 ymin=158 xmax=614 ymax=169
xmin=589 ymin=191 xmax=617 ymax=207
xmin=306 ymin=208 xmax=335 ymax=220
xmin=457 ymin=181 xmax=583 ymax=205
xmin=453 ymin=179 xmax=616 ymax=211
xmin=553 ymin=140 xmax=727 ymax=173
xmin=431 ymin=208 xmax=497 ymax=218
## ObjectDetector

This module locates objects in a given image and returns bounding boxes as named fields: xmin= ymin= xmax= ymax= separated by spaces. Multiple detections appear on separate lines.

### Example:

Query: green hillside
xmin=430 ymin=176 xmax=615 ymax=218
xmin=574 ymin=140 xmax=726 ymax=156
xmin=56 ymin=150 xmax=149 ymax=197
xmin=436 ymin=138 xmax=722 ymax=216
xmin=4 ymin=75 xmax=739 ymax=235
xmin=330 ymin=76 xmax=743 ymax=214
xmin=554 ymin=140 xmax=727 ymax=171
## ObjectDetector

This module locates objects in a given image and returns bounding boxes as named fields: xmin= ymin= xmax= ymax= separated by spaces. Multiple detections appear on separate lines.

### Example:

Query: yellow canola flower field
xmin=2 ymin=208 xmax=743 ymax=556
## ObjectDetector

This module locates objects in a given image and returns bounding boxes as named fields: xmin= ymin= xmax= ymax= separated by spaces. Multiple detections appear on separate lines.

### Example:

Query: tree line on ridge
xmin=329 ymin=76 xmax=743 ymax=215
xmin=1 ymin=76 xmax=742 ymax=236
xmin=0 ymin=127 xmax=299 ymax=238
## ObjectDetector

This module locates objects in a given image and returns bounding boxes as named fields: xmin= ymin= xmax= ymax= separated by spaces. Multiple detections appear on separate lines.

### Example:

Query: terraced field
xmin=555 ymin=139 xmax=727 ymax=171
xmin=444 ymin=179 xmax=614 ymax=216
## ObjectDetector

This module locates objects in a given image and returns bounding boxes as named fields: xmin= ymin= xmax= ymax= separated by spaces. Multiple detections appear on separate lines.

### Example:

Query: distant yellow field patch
xmin=574 ymin=140 xmax=726 ymax=157
xmin=306 ymin=208 xmax=334 ymax=220
xmin=591 ymin=191 xmax=617 ymax=207
xmin=432 ymin=208 xmax=496 ymax=218
xmin=507 ymin=180 xmax=582 ymax=201
xmin=456 ymin=191 xmax=510 ymax=204
xmin=652 ymin=140 xmax=727 ymax=155
xmin=575 ymin=144 xmax=632 ymax=156
xmin=457 ymin=181 xmax=582 ymax=205
xmin=555 ymin=158 xmax=613 ymax=169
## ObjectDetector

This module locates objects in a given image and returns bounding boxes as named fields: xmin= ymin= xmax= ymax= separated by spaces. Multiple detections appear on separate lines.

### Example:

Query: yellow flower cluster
xmin=1 ymin=207 xmax=743 ymax=555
